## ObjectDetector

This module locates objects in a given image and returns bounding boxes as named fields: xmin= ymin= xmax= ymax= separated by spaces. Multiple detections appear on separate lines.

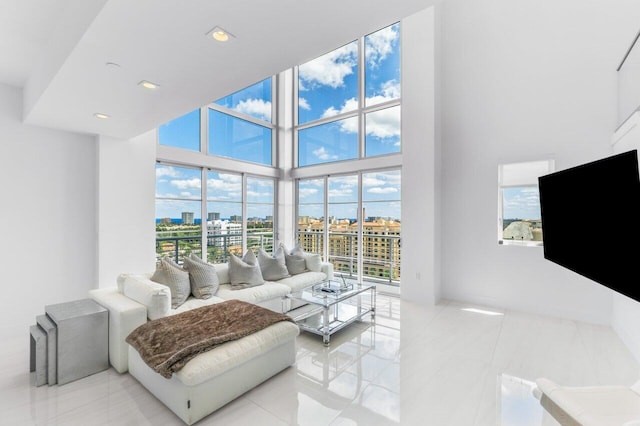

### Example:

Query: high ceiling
xmin=1 ymin=0 xmax=434 ymax=139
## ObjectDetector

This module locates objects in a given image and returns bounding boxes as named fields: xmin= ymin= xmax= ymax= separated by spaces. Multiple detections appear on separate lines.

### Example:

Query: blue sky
xmin=298 ymin=23 xmax=401 ymax=166
xmin=298 ymin=170 xmax=401 ymax=221
xmin=155 ymin=165 xmax=274 ymax=220
xmin=503 ymin=187 xmax=541 ymax=220
xmin=156 ymin=23 xmax=401 ymax=221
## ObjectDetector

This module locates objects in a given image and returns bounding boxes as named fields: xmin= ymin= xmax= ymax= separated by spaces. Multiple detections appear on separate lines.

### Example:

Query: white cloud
xmin=299 ymin=188 xmax=318 ymax=199
xmin=313 ymin=147 xmax=338 ymax=161
xmin=299 ymin=97 xmax=311 ymax=111
xmin=171 ymin=178 xmax=201 ymax=190
xmin=247 ymin=190 xmax=272 ymax=198
xmin=367 ymin=80 xmax=400 ymax=105
xmin=299 ymin=42 xmax=357 ymax=89
xmin=207 ymin=173 xmax=242 ymax=195
xmin=233 ymin=98 xmax=272 ymax=121
xmin=365 ymin=25 xmax=399 ymax=67
xmin=368 ymin=187 xmax=398 ymax=194
xmin=328 ymin=188 xmax=354 ymax=198
xmin=363 ymin=176 xmax=386 ymax=187
xmin=366 ymin=107 xmax=400 ymax=139
xmin=156 ymin=166 xmax=181 ymax=178
xmin=180 ymin=191 xmax=195 ymax=197
xmin=321 ymin=98 xmax=358 ymax=120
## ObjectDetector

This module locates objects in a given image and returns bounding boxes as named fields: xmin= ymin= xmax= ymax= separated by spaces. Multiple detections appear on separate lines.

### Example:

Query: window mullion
xmin=358 ymin=36 xmax=365 ymax=159
xmin=201 ymin=168 xmax=207 ymax=260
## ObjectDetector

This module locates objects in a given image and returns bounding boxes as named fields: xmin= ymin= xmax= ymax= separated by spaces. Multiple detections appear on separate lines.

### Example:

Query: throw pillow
xmin=228 ymin=250 xmax=265 ymax=289
xmin=150 ymin=257 xmax=191 ymax=309
xmin=280 ymin=243 xmax=306 ymax=275
xmin=182 ymin=254 xmax=219 ymax=299
xmin=290 ymin=243 xmax=323 ymax=272
xmin=257 ymin=247 xmax=290 ymax=281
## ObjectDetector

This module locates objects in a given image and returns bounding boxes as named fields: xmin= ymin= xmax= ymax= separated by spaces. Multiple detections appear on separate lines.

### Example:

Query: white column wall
xmin=276 ymin=69 xmax=296 ymax=248
xmin=0 ymin=82 xmax=97 ymax=336
xmin=97 ymin=132 xmax=156 ymax=288
xmin=401 ymin=6 xmax=441 ymax=304
xmin=439 ymin=0 xmax=640 ymax=324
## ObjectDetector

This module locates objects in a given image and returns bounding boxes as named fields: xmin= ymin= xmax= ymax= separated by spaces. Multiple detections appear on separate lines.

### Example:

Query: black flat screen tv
xmin=538 ymin=150 xmax=640 ymax=301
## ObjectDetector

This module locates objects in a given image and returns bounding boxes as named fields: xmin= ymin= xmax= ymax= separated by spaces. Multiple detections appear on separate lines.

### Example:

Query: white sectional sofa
xmin=88 ymin=258 xmax=333 ymax=425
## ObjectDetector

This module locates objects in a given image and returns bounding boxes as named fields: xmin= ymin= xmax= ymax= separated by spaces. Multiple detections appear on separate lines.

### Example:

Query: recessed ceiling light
xmin=94 ymin=113 xmax=110 ymax=119
xmin=138 ymin=80 xmax=160 ymax=90
xmin=206 ymin=26 xmax=234 ymax=42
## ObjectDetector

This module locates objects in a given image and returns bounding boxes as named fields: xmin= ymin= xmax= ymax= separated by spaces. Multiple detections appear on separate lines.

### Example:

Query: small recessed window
xmin=498 ymin=159 xmax=554 ymax=246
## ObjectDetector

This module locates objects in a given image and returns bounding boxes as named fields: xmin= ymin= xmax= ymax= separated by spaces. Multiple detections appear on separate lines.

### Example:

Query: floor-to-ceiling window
xmin=294 ymin=23 xmax=402 ymax=287
xmin=296 ymin=169 xmax=401 ymax=286
xmin=155 ymin=164 xmax=203 ymax=261
xmin=155 ymin=78 xmax=277 ymax=263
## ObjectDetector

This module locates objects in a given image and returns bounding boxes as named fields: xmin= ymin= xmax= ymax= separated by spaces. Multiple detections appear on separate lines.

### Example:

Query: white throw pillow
xmin=303 ymin=252 xmax=322 ymax=272
xmin=228 ymin=250 xmax=265 ymax=289
xmin=257 ymin=247 xmax=290 ymax=281
xmin=183 ymin=254 xmax=219 ymax=299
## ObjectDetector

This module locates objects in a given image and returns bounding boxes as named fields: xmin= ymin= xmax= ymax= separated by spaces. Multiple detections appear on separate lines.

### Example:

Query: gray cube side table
xmin=29 ymin=325 xmax=47 ymax=386
xmin=45 ymin=298 xmax=108 ymax=385
xmin=36 ymin=314 xmax=57 ymax=385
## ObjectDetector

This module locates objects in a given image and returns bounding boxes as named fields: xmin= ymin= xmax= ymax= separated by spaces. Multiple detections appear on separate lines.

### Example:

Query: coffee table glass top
xmin=292 ymin=279 xmax=375 ymax=307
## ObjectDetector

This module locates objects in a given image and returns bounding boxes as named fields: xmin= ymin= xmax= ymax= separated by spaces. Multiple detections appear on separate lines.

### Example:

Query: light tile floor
xmin=1 ymin=294 xmax=638 ymax=425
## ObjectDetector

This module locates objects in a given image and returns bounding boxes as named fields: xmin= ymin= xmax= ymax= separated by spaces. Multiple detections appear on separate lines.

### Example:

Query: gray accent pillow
xmin=228 ymin=250 xmax=265 ymax=289
xmin=182 ymin=254 xmax=219 ymax=299
xmin=150 ymin=257 xmax=190 ymax=308
xmin=257 ymin=247 xmax=290 ymax=281
xmin=291 ymin=244 xmax=322 ymax=272
xmin=280 ymin=243 xmax=307 ymax=275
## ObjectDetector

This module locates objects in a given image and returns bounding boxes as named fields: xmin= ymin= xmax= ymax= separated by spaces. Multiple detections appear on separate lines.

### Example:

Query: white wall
xmin=401 ymin=6 xmax=441 ymax=304
xmin=439 ymin=0 xmax=640 ymax=324
xmin=0 ymin=82 xmax=97 ymax=337
xmin=611 ymin=112 xmax=640 ymax=363
xmin=97 ymin=132 xmax=156 ymax=287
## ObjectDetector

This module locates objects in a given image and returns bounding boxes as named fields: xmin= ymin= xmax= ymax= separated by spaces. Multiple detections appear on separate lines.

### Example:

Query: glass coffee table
xmin=287 ymin=279 xmax=376 ymax=346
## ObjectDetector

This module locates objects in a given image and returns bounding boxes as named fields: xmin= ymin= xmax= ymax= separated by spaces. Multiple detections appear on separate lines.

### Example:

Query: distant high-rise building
xmin=208 ymin=212 xmax=220 ymax=221
xmin=160 ymin=217 xmax=172 ymax=224
xmin=265 ymin=215 xmax=273 ymax=222
xmin=181 ymin=212 xmax=195 ymax=225
xmin=230 ymin=215 xmax=242 ymax=223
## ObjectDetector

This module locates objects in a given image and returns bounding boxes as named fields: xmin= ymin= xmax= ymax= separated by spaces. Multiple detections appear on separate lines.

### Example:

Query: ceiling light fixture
xmin=138 ymin=80 xmax=160 ymax=90
xmin=94 ymin=113 xmax=110 ymax=119
xmin=206 ymin=26 xmax=234 ymax=42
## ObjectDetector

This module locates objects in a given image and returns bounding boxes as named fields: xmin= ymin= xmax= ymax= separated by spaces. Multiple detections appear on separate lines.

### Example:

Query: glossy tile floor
xmin=2 ymin=293 xmax=639 ymax=425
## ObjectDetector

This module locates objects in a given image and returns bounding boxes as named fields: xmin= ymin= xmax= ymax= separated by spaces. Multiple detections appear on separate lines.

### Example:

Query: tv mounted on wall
xmin=538 ymin=149 xmax=640 ymax=302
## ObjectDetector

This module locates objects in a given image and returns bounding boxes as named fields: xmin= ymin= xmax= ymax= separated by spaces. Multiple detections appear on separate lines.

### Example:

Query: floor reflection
xmin=498 ymin=374 xmax=543 ymax=426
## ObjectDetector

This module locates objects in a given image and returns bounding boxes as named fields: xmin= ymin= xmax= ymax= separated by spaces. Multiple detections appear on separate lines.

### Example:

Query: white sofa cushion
xmin=171 ymin=295 xmax=226 ymax=315
xmin=122 ymin=275 xmax=171 ymax=320
xmin=173 ymin=321 xmax=299 ymax=386
xmin=277 ymin=271 xmax=327 ymax=292
xmin=216 ymin=282 xmax=291 ymax=305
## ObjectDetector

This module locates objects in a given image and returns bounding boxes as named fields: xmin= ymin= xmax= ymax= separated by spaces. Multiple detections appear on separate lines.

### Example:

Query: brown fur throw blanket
xmin=125 ymin=300 xmax=295 ymax=379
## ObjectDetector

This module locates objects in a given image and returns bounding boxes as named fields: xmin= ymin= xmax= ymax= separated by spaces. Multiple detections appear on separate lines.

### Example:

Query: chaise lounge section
xmin=88 ymin=254 xmax=333 ymax=424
